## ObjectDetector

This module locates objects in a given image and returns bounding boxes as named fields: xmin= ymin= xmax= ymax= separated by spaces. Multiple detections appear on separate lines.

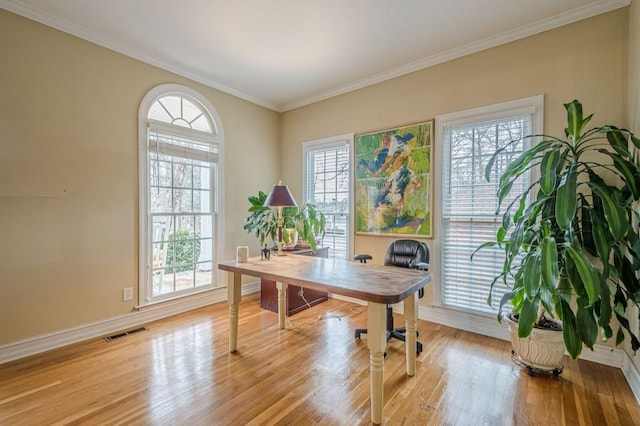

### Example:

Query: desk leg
xmin=228 ymin=271 xmax=242 ymax=352
xmin=367 ymin=302 xmax=386 ymax=425
xmin=404 ymin=292 xmax=418 ymax=376
xmin=276 ymin=281 xmax=288 ymax=330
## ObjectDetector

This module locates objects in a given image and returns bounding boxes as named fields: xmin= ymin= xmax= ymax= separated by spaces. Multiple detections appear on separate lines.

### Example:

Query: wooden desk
xmin=218 ymin=255 xmax=432 ymax=425
xmin=260 ymin=246 xmax=329 ymax=315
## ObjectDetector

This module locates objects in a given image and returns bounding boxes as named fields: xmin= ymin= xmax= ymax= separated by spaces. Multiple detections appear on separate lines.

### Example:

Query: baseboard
xmin=4 ymin=286 xmax=634 ymax=403
xmin=418 ymin=304 xmax=510 ymax=341
xmin=0 ymin=282 xmax=260 ymax=365
xmin=622 ymin=352 xmax=640 ymax=404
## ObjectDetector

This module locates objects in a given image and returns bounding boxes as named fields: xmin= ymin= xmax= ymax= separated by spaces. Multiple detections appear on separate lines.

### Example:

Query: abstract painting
xmin=355 ymin=120 xmax=433 ymax=237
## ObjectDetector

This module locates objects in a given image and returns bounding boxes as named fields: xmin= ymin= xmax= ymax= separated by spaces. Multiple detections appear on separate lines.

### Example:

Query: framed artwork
xmin=355 ymin=120 xmax=433 ymax=237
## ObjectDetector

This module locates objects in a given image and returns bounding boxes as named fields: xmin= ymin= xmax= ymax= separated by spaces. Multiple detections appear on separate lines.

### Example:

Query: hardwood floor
xmin=1 ymin=294 xmax=638 ymax=425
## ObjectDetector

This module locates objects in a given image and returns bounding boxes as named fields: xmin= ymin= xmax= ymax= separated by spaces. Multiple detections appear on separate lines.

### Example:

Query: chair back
xmin=384 ymin=239 xmax=429 ymax=269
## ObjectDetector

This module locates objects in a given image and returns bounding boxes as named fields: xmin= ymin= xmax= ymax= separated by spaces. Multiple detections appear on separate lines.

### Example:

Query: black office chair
xmin=354 ymin=239 xmax=430 ymax=355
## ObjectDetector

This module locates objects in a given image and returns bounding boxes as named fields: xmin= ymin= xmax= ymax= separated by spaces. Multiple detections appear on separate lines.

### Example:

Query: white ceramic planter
xmin=505 ymin=313 xmax=565 ymax=373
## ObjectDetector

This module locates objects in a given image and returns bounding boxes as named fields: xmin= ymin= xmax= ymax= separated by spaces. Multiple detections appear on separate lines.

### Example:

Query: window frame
xmin=433 ymin=95 xmax=544 ymax=316
xmin=138 ymin=84 xmax=225 ymax=307
xmin=302 ymin=133 xmax=354 ymax=260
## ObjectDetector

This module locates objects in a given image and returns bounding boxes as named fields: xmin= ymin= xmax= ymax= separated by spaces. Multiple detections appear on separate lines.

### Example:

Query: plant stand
xmin=511 ymin=349 xmax=563 ymax=376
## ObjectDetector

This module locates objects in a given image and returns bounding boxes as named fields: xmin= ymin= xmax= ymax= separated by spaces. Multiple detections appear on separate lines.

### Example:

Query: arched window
xmin=138 ymin=84 xmax=224 ymax=305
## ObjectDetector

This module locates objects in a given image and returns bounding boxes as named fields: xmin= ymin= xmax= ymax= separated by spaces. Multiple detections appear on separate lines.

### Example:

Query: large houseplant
xmin=244 ymin=190 xmax=326 ymax=252
xmin=476 ymin=99 xmax=640 ymax=360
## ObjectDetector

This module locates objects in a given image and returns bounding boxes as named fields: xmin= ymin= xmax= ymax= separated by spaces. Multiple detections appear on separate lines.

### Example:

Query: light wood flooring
xmin=1 ymin=294 xmax=639 ymax=425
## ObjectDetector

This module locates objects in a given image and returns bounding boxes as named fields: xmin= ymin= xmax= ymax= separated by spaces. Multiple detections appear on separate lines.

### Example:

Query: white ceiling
xmin=0 ymin=0 xmax=630 ymax=112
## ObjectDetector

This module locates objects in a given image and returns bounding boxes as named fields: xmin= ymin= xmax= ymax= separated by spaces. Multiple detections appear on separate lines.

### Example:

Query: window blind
xmin=442 ymin=115 xmax=531 ymax=314
xmin=304 ymin=142 xmax=350 ymax=260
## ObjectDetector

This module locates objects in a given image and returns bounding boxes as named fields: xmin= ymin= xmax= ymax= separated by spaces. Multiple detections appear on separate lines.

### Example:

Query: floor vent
xmin=104 ymin=327 xmax=147 ymax=342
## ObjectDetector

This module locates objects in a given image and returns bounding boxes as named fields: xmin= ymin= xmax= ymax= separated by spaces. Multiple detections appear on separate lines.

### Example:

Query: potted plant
xmin=475 ymin=100 xmax=640 ymax=370
xmin=244 ymin=190 xmax=326 ymax=252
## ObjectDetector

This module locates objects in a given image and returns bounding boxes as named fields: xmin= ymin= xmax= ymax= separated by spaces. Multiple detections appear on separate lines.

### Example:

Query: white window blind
xmin=442 ymin=115 xmax=531 ymax=314
xmin=303 ymin=136 xmax=352 ymax=260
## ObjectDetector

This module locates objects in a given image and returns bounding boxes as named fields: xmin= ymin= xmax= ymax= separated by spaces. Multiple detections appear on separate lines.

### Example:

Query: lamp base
xmin=276 ymin=242 xmax=287 ymax=256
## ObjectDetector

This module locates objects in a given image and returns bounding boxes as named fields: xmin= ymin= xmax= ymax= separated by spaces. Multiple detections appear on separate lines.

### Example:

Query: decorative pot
xmin=505 ymin=313 xmax=564 ymax=374
xmin=282 ymin=228 xmax=298 ymax=250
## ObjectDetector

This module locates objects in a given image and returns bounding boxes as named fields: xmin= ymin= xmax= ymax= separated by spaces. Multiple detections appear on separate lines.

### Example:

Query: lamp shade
xmin=264 ymin=184 xmax=298 ymax=207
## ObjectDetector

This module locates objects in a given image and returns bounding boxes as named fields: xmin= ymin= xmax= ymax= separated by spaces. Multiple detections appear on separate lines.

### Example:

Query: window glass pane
xmin=151 ymin=188 xmax=172 ymax=214
xmin=191 ymin=115 xmax=212 ymax=133
xmin=144 ymin=89 xmax=219 ymax=303
xmin=182 ymin=98 xmax=201 ymax=122
xmin=174 ymin=189 xmax=193 ymax=212
xmin=198 ymin=216 xmax=213 ymax=239
xmin=148 ymin=101 xmax=172 ymax=123
xmin=160 ymin=96 xmax=181 ymax=120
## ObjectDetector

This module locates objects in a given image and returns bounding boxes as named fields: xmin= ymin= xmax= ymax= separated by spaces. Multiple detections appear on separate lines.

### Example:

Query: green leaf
xmin=614 ymin=312 xmax=640 ymax=352
xmin=541 ymin=234 xmax=558 ymax=292
xmin=513 ymin=194 xmax=527 ymax=222
xmin=576 ymin=296 xmax=598 ymax=350
xmin=510 ymin=220 xmax=525 ymax=257
xmin=564 ymin=100 xmax=592 ymax=142
xmin=523 ymin=254 xmax=541 ymax=299
xmin=566 ymin=241 xmax=601 ymax=305
xmin=597 ymin=279 xmax=612 ymax=329
xmin=539 ymin=150 xmax=560 ymax=195
xmin=471 ymin=241 xmax=498 ymax=260
xmin=606 ymin=127 xmax=631 ymax=157
xmin=615 ymin=251 xmax=640 ymax=294
xmin=559 ymin=299 xmax=582 ymax=359
xmin=555 ymin=164 xmax=578 ymax=230
xmin=518 ymin=295 xmax=539 ymax=338
xmin=589 ymin=183 xmax=628 ymax=241
xmin=556 ymin=276 xmax=573 ymax=303
xmin=616 ymin=328 xmax=625 ymax=346
xmin=590 ymin=213 xmax=611 ymax=277
xmin=612 ymin=154 xmax=640 ymax=200
xmin=496 ymin=140 xmax=556 ymax=206
xmin=497 ymin=290 xmax=517 ymax=322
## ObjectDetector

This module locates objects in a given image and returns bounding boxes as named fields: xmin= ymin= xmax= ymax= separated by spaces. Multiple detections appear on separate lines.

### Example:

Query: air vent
xmin=104 ymin=327 xmax=147 ymax=342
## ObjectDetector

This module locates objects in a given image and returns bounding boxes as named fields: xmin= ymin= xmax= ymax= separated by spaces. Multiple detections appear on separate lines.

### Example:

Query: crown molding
xmin=0 ymin=0 xmax=632 ymax=113
xmin=0 ymin=0 xmax=279 ymax=111
xmin=281 ymin=0 xmax=631 ymax=111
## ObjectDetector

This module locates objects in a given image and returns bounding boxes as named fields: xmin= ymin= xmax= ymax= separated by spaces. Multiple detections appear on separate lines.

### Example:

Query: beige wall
xmin=628 ymin=0 xmax=640 ymax=366
xmin=0 ymin=10 xmax=279 ymax=344
xmin=631 ymin=2 xmax=640 ymax=136
xmin=281 ymin=9 xmax=629 ymax=307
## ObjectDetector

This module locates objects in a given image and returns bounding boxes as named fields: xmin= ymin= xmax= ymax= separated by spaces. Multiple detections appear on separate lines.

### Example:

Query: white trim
xmin=0 ymin=282 xmax=259 ymax=365
xmin=0 ymin=0 xmax=628 ymax=112
xmin=623 ymin=352 xmax=640 ymax=404
xmin=138 ymin=83 xmax=226 ymax=306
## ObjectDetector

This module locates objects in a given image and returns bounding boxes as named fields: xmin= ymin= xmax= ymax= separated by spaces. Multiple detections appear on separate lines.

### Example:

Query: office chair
xmin=354 ymin=239 xmax=430 ymax=355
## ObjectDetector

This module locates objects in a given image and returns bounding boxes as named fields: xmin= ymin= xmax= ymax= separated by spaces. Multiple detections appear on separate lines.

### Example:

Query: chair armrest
xmin=411 ymin=262 xmax=429 ymax=271
xmin=354 ymin=254 xmax=373 ymax=263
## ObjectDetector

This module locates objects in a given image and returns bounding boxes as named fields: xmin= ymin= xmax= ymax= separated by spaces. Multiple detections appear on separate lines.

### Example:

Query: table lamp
xmin=264 ymin=181 xmax=298 ymax=256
